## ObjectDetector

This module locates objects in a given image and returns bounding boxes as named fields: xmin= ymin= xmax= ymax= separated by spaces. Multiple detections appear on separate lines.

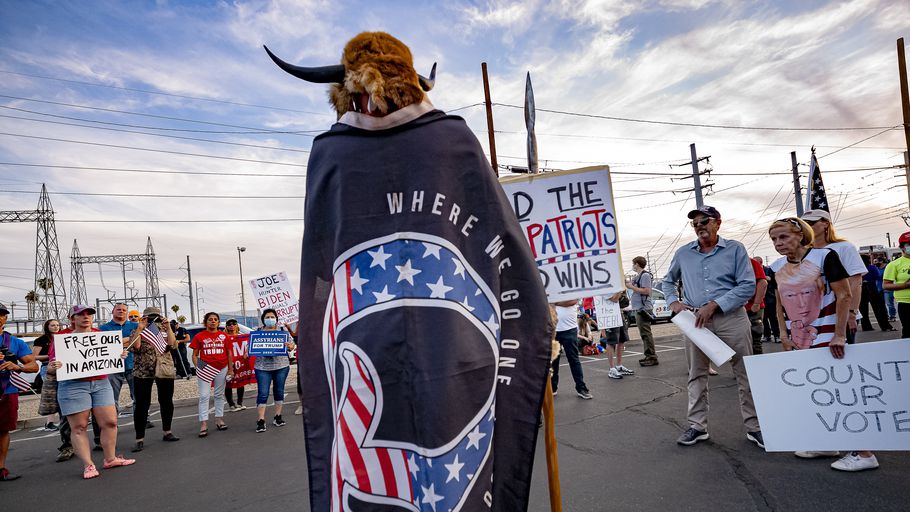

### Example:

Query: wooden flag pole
xmin=542 ymin=377 xmax=562 ymax=512
xmin=481 ymin=62 xmax=498 ymax=176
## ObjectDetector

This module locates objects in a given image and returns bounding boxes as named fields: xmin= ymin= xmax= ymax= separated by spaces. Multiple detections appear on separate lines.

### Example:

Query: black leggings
xmin=899 ymin=302 xmax=910 ymax=339
xmin=225 ymin=386 xmax=245 ymax=407
xmin=134 ymin=377 xmax=174 ymax=440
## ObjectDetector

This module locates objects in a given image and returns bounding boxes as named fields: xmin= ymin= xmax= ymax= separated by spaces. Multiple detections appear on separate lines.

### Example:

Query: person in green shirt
xmin=883 ymin=230 xmax=910 ymax=338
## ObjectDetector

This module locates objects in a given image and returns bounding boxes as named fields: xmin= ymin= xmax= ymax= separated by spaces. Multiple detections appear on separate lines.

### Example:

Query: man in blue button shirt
xmin=99 ymin=303 xmax=148 ymax=441
xmin=661 ymin=206 xmax=763 ymax=449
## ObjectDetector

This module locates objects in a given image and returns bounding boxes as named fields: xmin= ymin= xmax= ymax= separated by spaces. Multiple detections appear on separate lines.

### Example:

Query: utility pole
xmin=887 ymin=232 xmax=892 ymax=248
xmin=672 ymin=144 xmax=712 ymax=207
xmin=905 ymin=152 xmax=910 ymax=209
xmin=186 ymin=255 xmax=195 ymax=324
xmin=791 ymin=151 xmax=804 ymax=216
xmin=195 ymin=283 xmax=204 ymax=319
xmin=237 ymin=246 xmax=247 ymax=320
xmin=481 ymin=62 xmax=498 ymax=176
xmin=898 ymin=38 xmax=910 ymax=201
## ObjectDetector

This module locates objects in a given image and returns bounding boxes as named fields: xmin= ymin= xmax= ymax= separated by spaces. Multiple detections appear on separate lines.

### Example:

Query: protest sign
xmin=744 ymin=339 xmax=910 ymax=451
xmin=227 ymin=334 xmax=256 ymax=388
xmin=500 ymin=167 xmax=623 ymax=301
xmin=249 ymin=330 xmax=290 ymax=357
xmin=592 ymin=295 xmax=623 ymax=329
xmin=248 ymin=271 xmax=299 ymax=325
xmin=54 ymin=332 xmax=124 ymax=381
xmin=671 ymin=310 xmax=735 ymax=367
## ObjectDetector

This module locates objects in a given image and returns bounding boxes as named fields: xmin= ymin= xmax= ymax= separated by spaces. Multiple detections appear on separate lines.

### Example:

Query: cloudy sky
xmin=1 ymin=0 xmax=908 ymax=321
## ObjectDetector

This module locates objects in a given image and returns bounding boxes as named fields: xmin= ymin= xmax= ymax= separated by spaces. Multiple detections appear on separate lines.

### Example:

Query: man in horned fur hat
xmin=267 ymin=32 xmax=552 ymax=511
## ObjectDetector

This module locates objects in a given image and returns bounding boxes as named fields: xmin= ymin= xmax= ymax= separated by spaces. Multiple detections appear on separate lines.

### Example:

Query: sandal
xmin=83 ymin=464 xmax=100 ymax=479
xmin=198 ymin=429 xmax=208 ymax=438
xmin=102 ymin=456 xmax=136 ymax=469
xmin=216 ymin=424 xmax=229 ymax=431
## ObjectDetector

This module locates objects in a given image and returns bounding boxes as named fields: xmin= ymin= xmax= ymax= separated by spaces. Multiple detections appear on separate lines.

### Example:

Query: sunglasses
xmin=775 ymin=218 xmax=803 ymax=227
xmin=690 ymin=217 xmax=713 ymax=228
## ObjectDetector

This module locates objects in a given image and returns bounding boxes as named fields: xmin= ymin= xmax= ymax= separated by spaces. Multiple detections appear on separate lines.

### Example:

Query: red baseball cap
xmin=68 ymin=304 xmax=96 ymax=318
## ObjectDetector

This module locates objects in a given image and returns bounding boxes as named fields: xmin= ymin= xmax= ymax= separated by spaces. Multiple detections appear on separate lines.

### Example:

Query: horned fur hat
xmin=264 ymin=32 xmax=435 ymax=117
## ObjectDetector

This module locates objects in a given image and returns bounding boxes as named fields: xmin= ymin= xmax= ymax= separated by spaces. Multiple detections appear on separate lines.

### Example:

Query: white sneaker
xmin=616 ymin=365 xmax=634 ymax=375
xmin=795 ymin=450 xmax=840 ymax=459
xmin=608 ymin=367 xmax=623 ymax=379
xmin=294 ymin=406 xmax=303 ymax=415
xmin=831 ymin=452 xmax=879 ymax=472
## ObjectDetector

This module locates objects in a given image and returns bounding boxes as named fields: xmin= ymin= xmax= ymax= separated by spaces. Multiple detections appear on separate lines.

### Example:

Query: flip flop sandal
xmin=102 ymin=456 xmax=136 ymax=469
xmin=83 ymin=464 xmax=100 ymax=479
xmin=198 ymin=429 xmax=208 ymax=438
xmin=216 ymin=424 xmax=229 ymax=431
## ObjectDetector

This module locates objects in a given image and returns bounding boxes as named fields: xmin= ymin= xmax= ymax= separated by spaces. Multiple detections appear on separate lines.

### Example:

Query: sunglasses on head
xmin=691 ymin=217 xmax=713 ymax=228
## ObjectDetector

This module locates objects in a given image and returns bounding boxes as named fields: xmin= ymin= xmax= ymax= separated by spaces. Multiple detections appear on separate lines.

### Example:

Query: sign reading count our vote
xmin=744 ymin=339 xmax=910 ymax=452
xmin=249 ymin=330 xmax=290 ymax=357
xmin=500 ymin=166 xmax=624 ymax=301
xmin=54 ymin=331 xmax=125 ymax=381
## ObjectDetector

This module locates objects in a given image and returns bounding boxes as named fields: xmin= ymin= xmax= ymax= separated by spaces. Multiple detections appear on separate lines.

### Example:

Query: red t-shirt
xmin=745 ymin=258 xmax=768 ymax=310
xmin=190 ymin=330 xmax=229 ymax=369
xmin=51 ymin=328 xmax=108 ymax=381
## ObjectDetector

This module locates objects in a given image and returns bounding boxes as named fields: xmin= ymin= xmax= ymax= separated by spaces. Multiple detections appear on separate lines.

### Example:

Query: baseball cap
xmin=142 ymin=306 xmax=162 ymax=317
xmin=69 ymin=304 xmax=96 ymax=318
xmin=128 ymin=309 xmax=141 ymax=317
xmin=801 ymin=209 xmax=831 ymax=222
xmin=0 ymin=302 xmax=9 ymax=315
xmin=687 ymin=205 xmax=721 ymax=220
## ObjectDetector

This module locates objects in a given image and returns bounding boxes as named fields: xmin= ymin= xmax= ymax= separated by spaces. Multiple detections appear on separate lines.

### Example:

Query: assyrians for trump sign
xmin=744 ymin=339 xmax=910 ymax=451
xmin=248 ymin=271 xmax=299 ymax=325
xmin=54 ymin=331 xmax=125 ymax=381
xmin=499 ymin=167 xmax=624 ymax=301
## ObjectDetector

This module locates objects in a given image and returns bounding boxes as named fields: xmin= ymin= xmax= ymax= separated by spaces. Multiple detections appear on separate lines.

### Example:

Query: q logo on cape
xmin=324 ymin=232 xmax=500 ymax=511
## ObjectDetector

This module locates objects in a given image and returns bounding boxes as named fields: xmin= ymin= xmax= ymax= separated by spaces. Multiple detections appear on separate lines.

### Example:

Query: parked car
xmin=623 ymin=288 xmax=673 ymax=326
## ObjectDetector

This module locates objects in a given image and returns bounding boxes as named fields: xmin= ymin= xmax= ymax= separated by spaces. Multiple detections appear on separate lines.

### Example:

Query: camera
xmin=0 ymin=346 xmax=18 ymax=364
xmin=146 ymin=314 xmax=161 ymax=324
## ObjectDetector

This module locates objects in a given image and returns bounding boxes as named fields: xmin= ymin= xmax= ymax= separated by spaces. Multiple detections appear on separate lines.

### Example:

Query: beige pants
xmin=684 ymin=307 xmax=759 ymax=433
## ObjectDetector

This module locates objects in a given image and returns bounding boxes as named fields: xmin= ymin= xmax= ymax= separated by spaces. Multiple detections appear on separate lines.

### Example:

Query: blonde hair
xmin=822 ymin=221 xmax=848 ymax=244
xmin=768 ymin=218 xmax=814 ymax=246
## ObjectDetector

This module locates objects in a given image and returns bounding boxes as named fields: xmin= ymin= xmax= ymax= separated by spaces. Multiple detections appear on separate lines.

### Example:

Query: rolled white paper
xmin=671 ymin=310 xmax=736 ymax=367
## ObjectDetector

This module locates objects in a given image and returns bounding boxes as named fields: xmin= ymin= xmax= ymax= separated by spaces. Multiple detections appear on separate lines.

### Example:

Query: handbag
xmin=155 ymin=350 xmax=177 ymax=379
xmin=38 ymin=368 xmax=59 ymax=415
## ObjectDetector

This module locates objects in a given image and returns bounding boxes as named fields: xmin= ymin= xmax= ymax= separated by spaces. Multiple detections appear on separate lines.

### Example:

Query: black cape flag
xmin=298 ymin=107 xmax=552 ymax=511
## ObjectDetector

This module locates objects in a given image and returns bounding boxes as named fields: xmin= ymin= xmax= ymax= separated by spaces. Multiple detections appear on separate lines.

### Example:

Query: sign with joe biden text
xmin=500 ymin=167 xmax=624 ymax=301
xmin=248 ymin=271 xmax=299 ymax=325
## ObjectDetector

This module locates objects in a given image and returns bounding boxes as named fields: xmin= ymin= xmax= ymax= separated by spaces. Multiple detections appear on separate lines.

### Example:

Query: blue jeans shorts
xmin=57 ymin=378 xmax=116 ymax=416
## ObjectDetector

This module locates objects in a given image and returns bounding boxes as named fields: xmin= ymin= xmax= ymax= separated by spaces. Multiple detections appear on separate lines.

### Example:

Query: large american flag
xmin=140 ymin=322 xmax=168 ymax=355
xmin=195 ymin=360 xmax=221 ymax=384
xmin=805 ymin=147 xmax=829 ymax=212
xmin=325 ymin=236 xmax=497 ymax=512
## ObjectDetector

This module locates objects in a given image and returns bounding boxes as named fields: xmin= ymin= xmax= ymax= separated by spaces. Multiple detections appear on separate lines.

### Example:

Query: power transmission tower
xmin=70 ymin=237 xmax=164 ymax=310
xmin=0 ymin=184 xmax=68 ymax=320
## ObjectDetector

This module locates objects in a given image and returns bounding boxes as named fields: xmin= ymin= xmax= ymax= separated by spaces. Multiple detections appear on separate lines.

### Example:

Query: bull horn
xmin=418 ymin=62 xmax=437 ymax=91
xmin=263 ymin=45 xmax=346 ymax=84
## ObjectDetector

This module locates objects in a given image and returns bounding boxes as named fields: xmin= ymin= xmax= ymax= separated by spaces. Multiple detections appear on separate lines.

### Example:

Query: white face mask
xmin=264 ymin=318 xmax=277 ymax=328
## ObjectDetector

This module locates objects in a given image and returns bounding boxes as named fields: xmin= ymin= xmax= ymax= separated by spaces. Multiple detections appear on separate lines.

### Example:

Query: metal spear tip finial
xmin=418 ymin=62 xmax=437 ymax=92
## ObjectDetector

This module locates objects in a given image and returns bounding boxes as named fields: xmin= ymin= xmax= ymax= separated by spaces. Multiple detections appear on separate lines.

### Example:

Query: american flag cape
xmin=140 ymin=323 xmax=168 ymax=355
xmin=299 ymin=107 xmax=552 ymax=511
xmin=805 ymin=148 xmax=830 ymax=212
xmin=195 ymin=359 xmax=221 ymax=384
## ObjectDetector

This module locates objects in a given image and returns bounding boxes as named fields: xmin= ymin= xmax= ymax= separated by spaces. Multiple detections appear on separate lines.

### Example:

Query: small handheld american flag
xmin=140 ymin=322 xmax=168 ymax=355
xmin=8 ymin=370 xmax=32 ymax=393
xmin=195 ymin=360 xmax=221 ymax=384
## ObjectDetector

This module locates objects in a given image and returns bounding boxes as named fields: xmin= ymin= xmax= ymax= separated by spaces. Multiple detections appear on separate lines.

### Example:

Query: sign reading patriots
xmin=500 ymin=166 xmax=624 ymax=301
xmin=805 ymin=149 xmax=829 ymax=212
xmin=299 ymin=107 xmax=552 ymax=511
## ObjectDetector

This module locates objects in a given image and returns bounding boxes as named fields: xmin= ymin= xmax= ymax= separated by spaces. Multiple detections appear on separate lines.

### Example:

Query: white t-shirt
xmin=825 ymin=241 xmax=867 ymax=277
xmin=555 ymin=304 xmax=579 ymax=332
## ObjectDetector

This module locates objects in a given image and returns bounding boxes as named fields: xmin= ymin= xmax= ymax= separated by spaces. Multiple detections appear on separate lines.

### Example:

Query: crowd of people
xmin=548 ymin=206 xmax=906 ymax=473
xmin=1 ymin=206 xmax=906 ymax=482
xmin=0 ymin=303 xmax=298 ymax=481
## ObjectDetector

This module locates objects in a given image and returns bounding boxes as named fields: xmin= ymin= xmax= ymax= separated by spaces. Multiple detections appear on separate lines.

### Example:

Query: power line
xmin=0 ymin=162 xmax=305 ymax=178
xmin=493 ymin=102 xmax=899 ymax=131
xmin=0 ymin=132 xmax=306 ymax=167
xmin=0 ymin=189 xmax=304 ymax=200
xmin=0 ymin=69 xmax=334 ymax=116
xmin=56 ymin=218 xmax=304 ymax=224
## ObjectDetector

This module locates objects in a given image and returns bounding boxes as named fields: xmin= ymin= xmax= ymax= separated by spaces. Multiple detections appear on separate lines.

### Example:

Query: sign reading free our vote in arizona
xmin=248 ymin=271 xmax=299 ymax=325
xmin=248 ymin=330 xmax=290 ymax=357
xmin=500 ymin=167 xmax=623 ymax=301
xmin=744 ymin=339 xmax=910 ymax=451
xmin=54 ymin=331 xmax=125 ymax=381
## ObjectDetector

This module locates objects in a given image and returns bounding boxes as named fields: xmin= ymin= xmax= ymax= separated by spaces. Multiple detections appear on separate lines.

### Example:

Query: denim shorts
xmin=57 ymin=378 xmax=115 ymax=416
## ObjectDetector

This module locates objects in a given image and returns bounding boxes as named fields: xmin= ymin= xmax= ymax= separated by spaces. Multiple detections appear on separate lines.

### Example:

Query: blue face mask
xmin=264 ymin=318 xmax=277 ymax=328
xmin=904 ymin=246 xmax=910 ymax=255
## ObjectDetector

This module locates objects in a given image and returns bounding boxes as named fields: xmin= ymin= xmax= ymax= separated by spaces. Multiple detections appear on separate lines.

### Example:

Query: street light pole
xmin=237 ymin=246 xmax=247 ymax=321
